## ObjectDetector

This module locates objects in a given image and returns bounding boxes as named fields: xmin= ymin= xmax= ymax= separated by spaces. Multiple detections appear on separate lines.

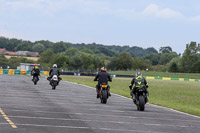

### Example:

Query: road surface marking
xmin=5 ymin=108 xmax=193 ymax=118
xmin=8 ymin=115 xmax=190 ymax=128
xmin=14 ymin=123 xmax=168 ymax=133
xmin=8 ymin=111 xmax=200 ymax=123
xmin=0 ymin=108 xmax=17 ymax=128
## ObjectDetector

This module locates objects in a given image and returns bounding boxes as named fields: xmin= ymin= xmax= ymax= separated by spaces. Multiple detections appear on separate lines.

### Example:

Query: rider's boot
xmin=96 ymin=88 xmax=100 ymax=98
xmin=108 ymin=86 xmax=111 ymax=96
xmin=108 ymin=91 xmax=111 ymax=96
xmin=145 ymin=92 xmax=149 ymax=102
xmin=132 ymin=94 xmax=136 ymax=103
xmin=97 ymin=93 xmax=100 ymax=98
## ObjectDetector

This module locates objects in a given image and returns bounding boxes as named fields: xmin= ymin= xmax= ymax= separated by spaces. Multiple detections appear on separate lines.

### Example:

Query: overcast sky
xmin=0 ymin=0 xmax=200 ymax=54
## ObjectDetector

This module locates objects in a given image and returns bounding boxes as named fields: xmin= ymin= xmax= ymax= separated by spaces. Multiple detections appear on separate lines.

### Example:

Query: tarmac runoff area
xmin=0 ymin=74 xmax=200 ymax=133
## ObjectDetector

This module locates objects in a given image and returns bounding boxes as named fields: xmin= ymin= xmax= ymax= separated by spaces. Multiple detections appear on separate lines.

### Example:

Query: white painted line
xmin=148 ymin=104 xmax=200 ymax=119
xmin=0 ymin=104 xmax=58 ymax=108
xmin=7 ymin=110 xmax=200 ymax=123
xmin=9 ymin=115 xmax=191 ymax=128
xmin=0 ymin=123 xmax=10 ymax=125
xmin=4 ymin=108 xmax=189 ymax=118
xmin=64 ymin=80 xmax=200 ymax=119
xmin=16 ymin=123 xmax=167 ymax=133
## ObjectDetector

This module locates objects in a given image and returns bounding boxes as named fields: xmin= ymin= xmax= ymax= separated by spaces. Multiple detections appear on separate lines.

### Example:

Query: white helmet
xmin=53 ymin=64 xmax=57 ymax=68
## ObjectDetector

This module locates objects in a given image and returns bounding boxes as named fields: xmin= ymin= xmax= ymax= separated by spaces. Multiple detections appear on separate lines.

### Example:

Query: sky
xmin=0 ymin=0 xmax=200 ymax=54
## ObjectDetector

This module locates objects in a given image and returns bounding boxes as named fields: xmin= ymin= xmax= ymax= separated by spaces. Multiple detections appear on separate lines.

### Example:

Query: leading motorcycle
xmin=31 ymin=71 xmax=39 ymax=85
xmin=32 ymin=76 xmax=39 ymax=85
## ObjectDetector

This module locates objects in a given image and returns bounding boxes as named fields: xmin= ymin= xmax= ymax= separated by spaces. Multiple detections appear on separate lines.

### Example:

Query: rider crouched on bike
xmin=94 ymin=67 xmax=112 ymax=98
xmin=31 ymin=64 xmax=40 ymax=80
xmin=129 ymin=72 xmax=149 ymax=102
xmin=47 ymin=64 xmax=62 ymax=84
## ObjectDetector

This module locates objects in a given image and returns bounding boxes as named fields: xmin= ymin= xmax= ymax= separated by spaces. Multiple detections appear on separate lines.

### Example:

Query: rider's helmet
xmin=53 ymin=64 xmax=57 ymax=68
xmin=101 ymin=67 xmax=107 ymax=72
xmin=33 ymin=64 xmax=38 ymax=69
xmin=135 ymin=72 xmax=142 ymax=77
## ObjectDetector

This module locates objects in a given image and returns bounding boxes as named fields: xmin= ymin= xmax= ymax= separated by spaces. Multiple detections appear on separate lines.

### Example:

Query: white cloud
xmin=115 ymin=4 xmax=200 ymax=22
xmin=1 ymin=1 xmax=200 ymax=22
xmin=189 ymin=16 xmax=200 ymax=22
xmin=142 ymin=4 xmax=184 ymax=19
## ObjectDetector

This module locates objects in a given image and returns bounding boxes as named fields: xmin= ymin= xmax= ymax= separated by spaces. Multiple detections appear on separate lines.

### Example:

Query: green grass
xmin=62 ymin=75 xmax=200 ymax=116
xmin=108 ymin=70 xmax=200 ymax=79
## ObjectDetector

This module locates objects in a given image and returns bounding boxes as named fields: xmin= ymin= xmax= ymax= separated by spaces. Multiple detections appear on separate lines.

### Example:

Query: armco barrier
xmin=0 ymin=69 xmax=3 ymax=74
xmin=8 ymin=69 xmax=15 ymax=75
xmin=0 ymin=69 xmax=48 ymax=76
xmin=14 ymin=70 xmax=20 ymax=75
xmin=144 ymin=76 xmax=200 ymax=82
xmin=20 ymin=70 xmax=26 ymax=75
xmin=26 ymin=70 xmax=31 ymax=75
xmin=43 ymin=71 xmax=49 ymax=76
xmin=3 ymin=69 xmax=8 ymax=74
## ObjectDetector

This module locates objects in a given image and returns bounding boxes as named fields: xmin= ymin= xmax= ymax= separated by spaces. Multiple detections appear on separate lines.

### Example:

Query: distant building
xmin=18 ymin=63 xmax=40 ymax=71
xmin=5 ymin=51 xmax=16 ymax=55
xmin=16 ymin=51 xmax=29 ymax=56
xmin=16 ymin=51 xmax=39 ymax=57
xmin=0 ymin=48 xmax=6 ymax=54
xmin=28 ymin=52 xmax=39 ymax=57
xmin=0 ymin=49 xmax=39 ymax=57
xmin=0 ymin=48 xmax=16 ymax=55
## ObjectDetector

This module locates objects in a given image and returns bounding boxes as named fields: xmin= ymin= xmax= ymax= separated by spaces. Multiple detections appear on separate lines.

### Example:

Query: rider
xmin=47 ymin=64 xmax=62 ymax=84
xmin=94 ymin=67 xmax=112 ymax=98
xmin=129 ymin=72 xmax=149 ymax=101
xmin=31 ymin=64 xmax=40 ymax=80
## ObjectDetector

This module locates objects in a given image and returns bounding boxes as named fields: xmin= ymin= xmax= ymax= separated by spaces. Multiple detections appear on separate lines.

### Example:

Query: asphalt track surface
xmin=0 ymin=75 xmax=200 ymax=133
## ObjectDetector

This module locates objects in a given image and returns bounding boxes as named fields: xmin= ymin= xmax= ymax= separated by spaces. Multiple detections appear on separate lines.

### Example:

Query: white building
xmin=18 ymin=63 xmax=40 ymax=71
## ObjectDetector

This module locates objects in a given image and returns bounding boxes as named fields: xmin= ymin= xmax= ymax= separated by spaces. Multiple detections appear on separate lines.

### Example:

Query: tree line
xmin=0 ymin=36 xmax=199 ymax=73
xmin=0 ymin=36 xmax=158 ymax=56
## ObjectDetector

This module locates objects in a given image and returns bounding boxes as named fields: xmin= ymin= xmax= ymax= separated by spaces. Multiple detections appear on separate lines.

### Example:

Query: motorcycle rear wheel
xmin=101 ymin=90 xmax=107 ymax=104
xmin=138 ymin=96 xmax=145 ymax=111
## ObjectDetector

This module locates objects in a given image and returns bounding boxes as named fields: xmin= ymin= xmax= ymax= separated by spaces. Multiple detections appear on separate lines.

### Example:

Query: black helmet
xmin=136 ymin=72 xmax=142 ymax=77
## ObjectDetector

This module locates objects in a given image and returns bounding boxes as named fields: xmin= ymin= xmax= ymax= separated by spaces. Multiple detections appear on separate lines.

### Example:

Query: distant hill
xmin=0 ymin=36 xmax=158 ymax=57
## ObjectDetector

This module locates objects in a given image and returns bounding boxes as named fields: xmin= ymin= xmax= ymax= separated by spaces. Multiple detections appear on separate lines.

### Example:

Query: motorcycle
xmin=31 ymin=71 xmax=39 ymax=85
xmin=99 ymin=83 xmax=110 ymax=104
xmin=50 ymin=75 xmax=59 ymax=90
xmin=32 ymin=76 xmax=39 ymax=85
xmin=134 ymin=87 xmax=148 ymax=111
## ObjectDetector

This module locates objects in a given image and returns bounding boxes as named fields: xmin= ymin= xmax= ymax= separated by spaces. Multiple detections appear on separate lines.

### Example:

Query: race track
xmin=0 ymin=75 xmax=200 ymax=133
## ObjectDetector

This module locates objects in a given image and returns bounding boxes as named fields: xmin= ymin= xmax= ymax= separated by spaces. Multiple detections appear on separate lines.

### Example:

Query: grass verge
xmin=62 ymin=75 xmax=200 ymax=116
